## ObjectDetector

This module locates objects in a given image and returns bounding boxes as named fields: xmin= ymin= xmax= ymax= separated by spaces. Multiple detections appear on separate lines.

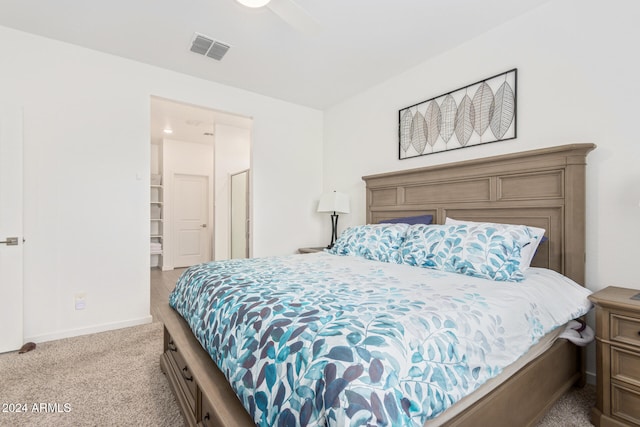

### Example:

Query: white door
xmin=173 ymin=174 xmax=209 ymax=268
xmin=0 ymin=107 xmax=24 ymax=353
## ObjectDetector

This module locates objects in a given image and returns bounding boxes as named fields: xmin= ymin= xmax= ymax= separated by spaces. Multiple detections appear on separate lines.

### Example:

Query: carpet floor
xmin=0 ymin=322 xmax=183 ymax=427
xmin=0 ymin=322 xmax=595 ymax=426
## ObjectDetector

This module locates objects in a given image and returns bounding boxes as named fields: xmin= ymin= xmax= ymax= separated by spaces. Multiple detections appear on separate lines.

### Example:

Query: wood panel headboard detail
xmin=362 ymin=144 xmax=596 ymax=285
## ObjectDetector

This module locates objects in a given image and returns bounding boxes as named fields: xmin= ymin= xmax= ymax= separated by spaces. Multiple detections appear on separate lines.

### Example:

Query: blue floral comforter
xmin=169 ymin=252 xmax=591 ymax=426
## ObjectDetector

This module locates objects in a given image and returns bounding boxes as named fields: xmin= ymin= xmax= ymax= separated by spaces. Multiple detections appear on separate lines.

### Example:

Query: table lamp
xmin=317 ymin=191 xmax=350 ymax=249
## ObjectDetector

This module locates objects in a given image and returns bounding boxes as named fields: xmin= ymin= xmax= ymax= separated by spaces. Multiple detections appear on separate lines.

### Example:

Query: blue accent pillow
xmin=328 ymin=223 xmax=409 ymax=264
xmin=379 ymin=214 xmax=433 ymax=225
xmin=400 ymin=224 xmax=533 ymax=282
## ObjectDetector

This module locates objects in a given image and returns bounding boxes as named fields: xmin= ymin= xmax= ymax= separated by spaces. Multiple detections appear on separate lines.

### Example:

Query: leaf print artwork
xmin=490 ymin=80 xmax=515 ymax=139
xmin=399 ymin=69 xmax=516 ymax=158
xmin=439 ymin=95 xmax=457 ymax=144
xmin=410 ymin=111 xmax=428 ymax=155
xmin=454 ymin=94 xmax=475 ymax=147
xmin=425 ymin=101 xmax=442 ymax=151
xmin=472 ymin=81 xmax=495 ymax=138
xmin=400 ymin=109 xmax=413 ymax=153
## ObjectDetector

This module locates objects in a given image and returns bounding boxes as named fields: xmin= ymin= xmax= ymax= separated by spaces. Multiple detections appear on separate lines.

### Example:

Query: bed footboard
xmin=160 ymin=302 xmax=581 ymax=427
xmin=159 ymin=304 xmax=253 ymax=427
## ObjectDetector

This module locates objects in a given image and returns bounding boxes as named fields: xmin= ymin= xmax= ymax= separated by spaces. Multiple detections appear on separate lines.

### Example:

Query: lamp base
xmin=326 ymin=212 xmax=339 ymax=249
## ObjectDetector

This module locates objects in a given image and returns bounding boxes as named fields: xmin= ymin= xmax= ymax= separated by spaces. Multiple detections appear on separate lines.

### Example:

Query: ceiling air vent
xmin=207 ymin=41 xmax=230 ymax=60
xmin=190 ymin=33 xmax=230 ymax=61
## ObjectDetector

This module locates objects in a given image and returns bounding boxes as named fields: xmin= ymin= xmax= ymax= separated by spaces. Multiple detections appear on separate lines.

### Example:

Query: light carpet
xmin=0 ymin=322 xmax=594 ymax=426
xmin=0 ymin=322 xmax=183 ymax=427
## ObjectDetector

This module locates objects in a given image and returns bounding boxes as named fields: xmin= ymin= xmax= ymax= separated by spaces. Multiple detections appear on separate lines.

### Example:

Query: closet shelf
xmin=150 ymin=176 xmax=163 ymax=269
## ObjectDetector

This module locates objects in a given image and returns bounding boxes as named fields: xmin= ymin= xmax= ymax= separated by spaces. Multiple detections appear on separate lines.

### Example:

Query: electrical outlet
xmin=74 ymin=293 xmax=86 ymax=310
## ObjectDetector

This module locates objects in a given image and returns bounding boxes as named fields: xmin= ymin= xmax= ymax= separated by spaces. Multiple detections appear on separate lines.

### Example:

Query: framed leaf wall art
xmin=399 ymin=68 xmax=517 ymax=159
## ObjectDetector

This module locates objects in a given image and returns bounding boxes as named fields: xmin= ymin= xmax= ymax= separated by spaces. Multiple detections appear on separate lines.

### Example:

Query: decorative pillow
xmin=328 ymin=223 xmax=409 ymax=263
xmin=379 ymin=214 xmax=433 ymax=225
xmin=400 ymin=224 xmax=533 ymax=282
xmin=445 ymin=217 xmax=546 ymax=270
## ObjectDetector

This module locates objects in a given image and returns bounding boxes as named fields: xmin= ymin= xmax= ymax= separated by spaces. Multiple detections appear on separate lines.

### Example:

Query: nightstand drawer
xmin=590 ymin=287 xmax=640 ymax=427
xmin=612 ymin=347 xmax=640 ymax=388
xmin=611 ymin=383 xmax=640 ymax=425
xmin=611 ymin=313 xmax=640 ymax=347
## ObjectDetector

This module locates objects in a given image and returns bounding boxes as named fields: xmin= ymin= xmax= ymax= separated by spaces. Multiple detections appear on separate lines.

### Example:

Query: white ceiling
xmin=0 ymin=0 xmax=551 ymax=110
xmin=150 ymin=96 xmax=252 ymax=146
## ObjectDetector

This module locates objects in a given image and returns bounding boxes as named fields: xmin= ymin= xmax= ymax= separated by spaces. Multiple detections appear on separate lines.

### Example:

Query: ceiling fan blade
xmin=267 ymin=0 xmax=321 ymax=35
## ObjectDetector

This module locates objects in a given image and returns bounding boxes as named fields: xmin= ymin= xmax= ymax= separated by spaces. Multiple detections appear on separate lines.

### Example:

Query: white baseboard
xmin=25 ymin=315 xmax=154 ymax=344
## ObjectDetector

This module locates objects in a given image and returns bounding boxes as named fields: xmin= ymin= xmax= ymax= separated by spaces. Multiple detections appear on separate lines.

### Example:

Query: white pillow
xmin=444 ymin=217 xmax=546 ymax=270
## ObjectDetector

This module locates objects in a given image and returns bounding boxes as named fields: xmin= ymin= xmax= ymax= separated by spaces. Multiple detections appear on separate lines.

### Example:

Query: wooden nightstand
xmin=298 ymin=247 xmax=326 ymax=254
xmin=589 ymin=286 xmax=640 ymax=426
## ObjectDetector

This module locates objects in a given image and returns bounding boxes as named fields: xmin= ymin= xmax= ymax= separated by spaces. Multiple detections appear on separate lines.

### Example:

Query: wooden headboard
xmin=362 ymin=144 xmax=596 ymax=285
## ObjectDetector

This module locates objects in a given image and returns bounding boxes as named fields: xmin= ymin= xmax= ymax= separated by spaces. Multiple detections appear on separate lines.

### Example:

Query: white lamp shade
xmin=317 ymin=191 xmax=350 ymax=214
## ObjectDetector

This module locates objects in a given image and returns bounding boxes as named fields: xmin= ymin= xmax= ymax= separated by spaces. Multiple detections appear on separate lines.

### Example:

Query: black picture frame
xmin=399 ymin=68 xmax=517 ymax=159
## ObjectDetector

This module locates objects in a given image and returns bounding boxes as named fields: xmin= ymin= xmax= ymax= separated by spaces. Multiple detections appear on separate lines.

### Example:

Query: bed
xmin=159 ymin=143 xmax=596 ymax=427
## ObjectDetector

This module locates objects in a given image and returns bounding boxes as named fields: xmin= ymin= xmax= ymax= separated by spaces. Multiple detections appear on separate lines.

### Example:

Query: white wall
xmin=323 ymin=0 xmax=640 ymax=382
xmin=325 ymin=0 xmax=640 ymax=290
xmin=214 ymin=124 xmax=251 ymax=260
xmin=0 ymin=25 xmax=324 ymax=342
xmin=150 ymin=143 xmax=161 ymax=175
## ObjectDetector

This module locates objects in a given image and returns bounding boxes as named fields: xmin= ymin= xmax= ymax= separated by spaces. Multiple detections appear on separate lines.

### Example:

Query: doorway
xmin=150 ymin=96 xmax=252 ymax=269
